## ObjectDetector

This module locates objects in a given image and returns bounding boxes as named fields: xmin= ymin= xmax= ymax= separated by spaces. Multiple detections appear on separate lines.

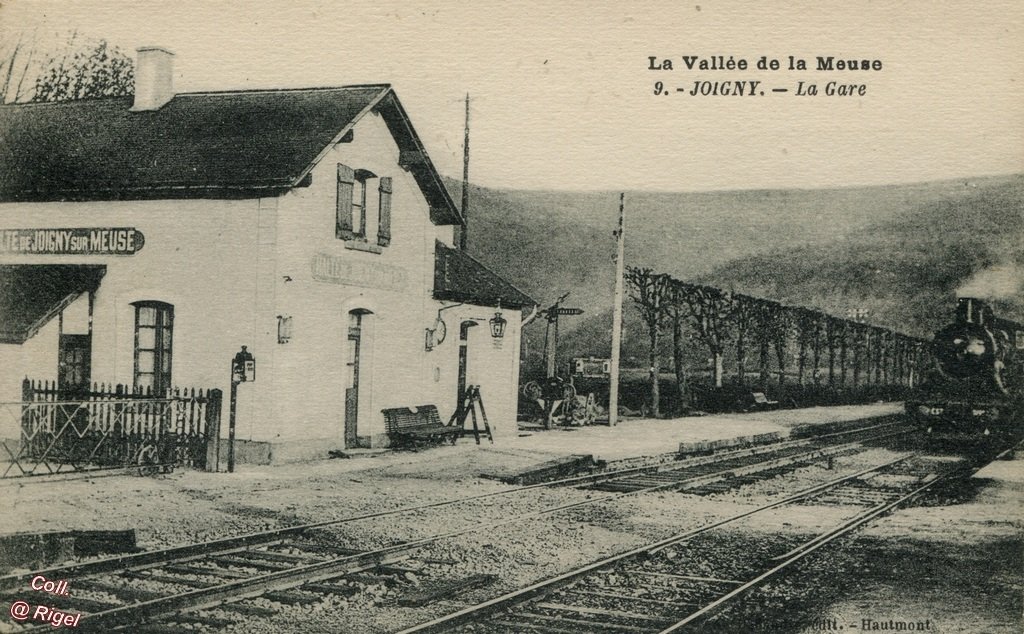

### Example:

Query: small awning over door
xmin=433 ymin=242 xmax=535 ymax=309
xmin=0 ymin=265 xmax=106 ymax=344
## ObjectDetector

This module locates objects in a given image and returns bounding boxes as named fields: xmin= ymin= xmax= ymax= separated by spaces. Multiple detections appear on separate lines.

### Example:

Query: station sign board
xmin=0 ymin=228 xmax=145 ymax=255
xmin=311 ymin=252 xmax=409 ymax=292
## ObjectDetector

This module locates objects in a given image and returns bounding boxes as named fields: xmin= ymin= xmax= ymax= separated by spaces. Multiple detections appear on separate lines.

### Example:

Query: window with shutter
xmin=352 ymin=179 xmax=366 ymax=236
xmin=378 ymin=176 xmax=392 ymax=246
xmin=336 ymin=164 xmax=355 ymax=240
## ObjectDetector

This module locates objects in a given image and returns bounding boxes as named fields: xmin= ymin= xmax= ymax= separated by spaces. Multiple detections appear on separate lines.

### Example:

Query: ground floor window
xmin=133 ymin=301 xmax=173 ymax=394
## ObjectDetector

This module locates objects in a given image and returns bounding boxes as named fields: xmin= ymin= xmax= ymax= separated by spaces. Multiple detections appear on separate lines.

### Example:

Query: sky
xmin=1 ymin=0 xmax=1022 ymax=192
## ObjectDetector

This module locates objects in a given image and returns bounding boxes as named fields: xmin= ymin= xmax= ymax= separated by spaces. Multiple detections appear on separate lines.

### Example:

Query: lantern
xmin=489 ymin=300 xmax=507 ymax=339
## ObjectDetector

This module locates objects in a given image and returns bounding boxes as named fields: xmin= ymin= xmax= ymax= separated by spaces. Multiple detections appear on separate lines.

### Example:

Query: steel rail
xmin=392 ymin=455 xmax=915 ymax=634
xmin=15 ymin=444 xmax=904 ymax=632
xmin=21 ymin=552 xmax=413 ymax=633
xmin=561 ymin=419 xmax=910 ymax=488
xmin=1 ymin=420 xmax=909 ymax=589
xmin=656 ymin=470 xmax=949 ymax=633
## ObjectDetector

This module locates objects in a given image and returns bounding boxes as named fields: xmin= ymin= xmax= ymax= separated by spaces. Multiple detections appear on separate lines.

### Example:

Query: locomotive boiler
xmin=906 ymin=297 xmax=1024 ymax=440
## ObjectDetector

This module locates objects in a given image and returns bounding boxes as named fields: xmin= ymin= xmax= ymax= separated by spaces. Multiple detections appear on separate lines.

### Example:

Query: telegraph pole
xmin=609 ymin=193 xmax=626 ymax=426
xmin=460 ymin=93 xmax=470 ymax=251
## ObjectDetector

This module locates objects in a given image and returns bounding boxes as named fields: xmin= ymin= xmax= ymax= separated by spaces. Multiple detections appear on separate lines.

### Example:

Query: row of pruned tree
xmin=626 ymin=267 xmax=930 ymax=416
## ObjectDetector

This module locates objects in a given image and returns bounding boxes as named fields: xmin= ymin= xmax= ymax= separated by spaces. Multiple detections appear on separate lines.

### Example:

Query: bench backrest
xmin=382 ymin=405 xmax=443 ymax=433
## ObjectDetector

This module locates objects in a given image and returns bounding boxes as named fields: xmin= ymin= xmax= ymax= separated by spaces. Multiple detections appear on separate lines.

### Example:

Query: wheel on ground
xmin=136 ymin=444 xmax=159 ymax=476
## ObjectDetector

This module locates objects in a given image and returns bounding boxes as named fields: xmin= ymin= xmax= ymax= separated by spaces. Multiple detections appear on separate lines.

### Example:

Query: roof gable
xmin=0 ymin=86 xmax=462 ymax=224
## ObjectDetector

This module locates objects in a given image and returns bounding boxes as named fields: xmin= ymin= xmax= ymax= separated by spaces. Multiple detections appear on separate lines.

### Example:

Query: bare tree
xmin=793 ymin=308 xmax=817 ymax=385
xmin=768 ymin=305 xmax=793 ymax=396
xmin=838 ymin=319 xmax=850 ymax=387
xmin=1 ymin=32 xmax=133 ymax=104
xmin=851 ymin=322 xmax=867 ymax=386
xmin=825 ymin=316 xmax=841 ymax=387
xmin=731 ymin=294 xmax=756 ymax=385
xmin=752 ymin=299 xmax=784 ymax=391
xmin=626 ymin=267 xmax=671 ymax=417
xmin=1 ymin=31 xmax=38 ymax=103
xmin=667 ymin=284 xmax=692 ymax=413
xmin=676 ymin=282 xmax=735 ymax=389
xmin=33 ymin=38 xmax=133 ymax=102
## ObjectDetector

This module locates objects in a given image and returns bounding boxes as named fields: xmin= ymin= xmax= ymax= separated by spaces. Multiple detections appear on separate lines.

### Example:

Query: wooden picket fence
xmin=5 ymin=379 xmax=222 ymax=477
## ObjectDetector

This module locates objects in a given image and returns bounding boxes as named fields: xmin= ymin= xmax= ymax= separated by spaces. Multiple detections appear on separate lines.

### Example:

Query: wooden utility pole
xmin=609 ymin=193 xmax=626 ymax=426
xmin=459 ymin=93 xmax=470 ymax=251
xmin=545 ymin=311 xmax=559 ymax=378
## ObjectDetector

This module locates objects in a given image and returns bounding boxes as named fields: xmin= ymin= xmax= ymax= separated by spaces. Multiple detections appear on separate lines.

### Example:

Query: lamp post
xmin=228 ymin=346 xmax=255 ymax=473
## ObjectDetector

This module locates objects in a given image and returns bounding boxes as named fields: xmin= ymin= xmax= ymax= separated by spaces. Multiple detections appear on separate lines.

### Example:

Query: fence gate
xmin=0 ymin=380 xmax=222 ymax=478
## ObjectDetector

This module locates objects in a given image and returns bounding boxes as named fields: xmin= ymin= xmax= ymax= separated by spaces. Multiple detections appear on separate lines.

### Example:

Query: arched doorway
xmin=345 ymin=309 xmax=372 ymax=448
xmin=456 ymin=320 xmax=478 ymax=419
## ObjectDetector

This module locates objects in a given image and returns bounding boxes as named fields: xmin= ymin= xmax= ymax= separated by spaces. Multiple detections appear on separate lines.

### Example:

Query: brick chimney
xmin=131 ymin=46 xmax=175 ymax=111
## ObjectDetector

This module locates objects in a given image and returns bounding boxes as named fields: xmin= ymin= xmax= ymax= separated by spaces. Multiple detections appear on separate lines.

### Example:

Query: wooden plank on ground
xmin=516 ymin=611 xmax=653 ymax=633
xmin=303 ymin=581 xmax=361 ymax=597
xmin=263 ymin=589 xmax=321 ymax=605
xmin=162 ymin=564 xmax=249 ymax=579
xmin=620 ymin=569 xmax=743 ymax=584
xmin=535 ymin=602 xmax=672 ymax=624
xmin=220 ymin=601 xmax=278 ymax=617
xmin=479 ymin=454 xmax=595 ymax=485
xmin=396 ymin=574 xmax=496 ymax=607
xmin=161 ymin=612 xmax=236 ymax=628
xmin=490 ymin=619 xmax=580 ymax=634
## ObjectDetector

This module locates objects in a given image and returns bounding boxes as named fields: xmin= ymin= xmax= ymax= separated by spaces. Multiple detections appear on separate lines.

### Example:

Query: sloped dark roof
xmin=434 ymin=242 xmax=535 ymax=309
xmin=0 ymin=86 xmax=461 ymax=224
xmin=0 ymin=265 xmax=106 ymax=344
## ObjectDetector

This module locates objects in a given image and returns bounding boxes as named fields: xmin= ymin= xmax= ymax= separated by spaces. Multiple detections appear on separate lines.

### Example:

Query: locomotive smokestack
xmin=956 ymin=297 xmax=991 ymax=326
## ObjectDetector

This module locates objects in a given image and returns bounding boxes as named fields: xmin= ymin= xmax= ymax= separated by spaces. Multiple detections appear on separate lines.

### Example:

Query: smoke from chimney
xmin=956 ymin=263 xmax=1024 ymax=300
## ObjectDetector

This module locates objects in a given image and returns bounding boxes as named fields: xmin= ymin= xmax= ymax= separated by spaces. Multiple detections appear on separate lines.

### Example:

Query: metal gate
xmin=0 ymin=380 xmax=222 ymax=478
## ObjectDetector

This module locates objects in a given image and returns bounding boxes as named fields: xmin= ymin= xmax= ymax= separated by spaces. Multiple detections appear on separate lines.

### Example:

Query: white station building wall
xmin=262 ymin=112 xmax=521 ymax=454
xmin=0 ymin=197 xmax=263 ymax=441
xmin=0 ymin=111 xmax=523 ymax=456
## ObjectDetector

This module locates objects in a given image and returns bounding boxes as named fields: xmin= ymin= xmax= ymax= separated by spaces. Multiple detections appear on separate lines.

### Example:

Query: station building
xmin=0 ymin=47 xmax=533 ymax=462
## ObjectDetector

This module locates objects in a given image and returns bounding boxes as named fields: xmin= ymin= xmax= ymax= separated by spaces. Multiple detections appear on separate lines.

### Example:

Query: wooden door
xmin=456 ymin=321 xmax=477 ymax=420
xmin=58 ymin=334 xmax=91 ymax=398
xmin=345 ymin=315 xmax=362 ymax=448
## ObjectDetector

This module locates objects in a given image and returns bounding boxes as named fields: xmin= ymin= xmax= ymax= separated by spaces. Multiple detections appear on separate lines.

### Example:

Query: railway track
xmin=397 ymin=454 xmax=957 ymax=634
xmin=0 ymin=421 xmax=915 ymax=633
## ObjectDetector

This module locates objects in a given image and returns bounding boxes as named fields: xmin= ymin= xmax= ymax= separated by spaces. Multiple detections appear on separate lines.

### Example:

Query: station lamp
xmin=489 ymin=299 xmax=507 ymax=339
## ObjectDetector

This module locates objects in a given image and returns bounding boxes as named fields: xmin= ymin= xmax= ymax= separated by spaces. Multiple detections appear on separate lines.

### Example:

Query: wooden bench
xmin=750 ymin=392 xmax=780 ymax=410
xmin=382 ymin=405 xmax=461 ymax=448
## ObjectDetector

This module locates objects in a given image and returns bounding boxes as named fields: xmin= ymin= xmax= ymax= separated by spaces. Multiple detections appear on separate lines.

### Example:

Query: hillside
xmin=704 ymin=177 xmax=1024 ymax=335
xmin=444 ymin=174 xmax=1024 ymax=370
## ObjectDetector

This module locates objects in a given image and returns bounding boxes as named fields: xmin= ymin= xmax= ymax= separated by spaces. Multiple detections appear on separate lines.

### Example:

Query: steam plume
xmin=956 ymin=263 xmax=1024 ymax=300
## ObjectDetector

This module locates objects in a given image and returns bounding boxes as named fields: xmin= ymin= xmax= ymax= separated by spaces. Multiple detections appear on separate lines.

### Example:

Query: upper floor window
xmin=337 ymin=164 xmax=391 ymax=247
xmin=351 ymin=176 xmax=367 ymax=236
xmin=132 ymin=301 xmax=173 ymax=395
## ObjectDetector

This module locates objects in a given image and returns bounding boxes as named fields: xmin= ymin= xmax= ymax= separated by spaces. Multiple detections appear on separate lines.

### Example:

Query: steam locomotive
xmin=906 ymin=297 xmax=1024 ymax=441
